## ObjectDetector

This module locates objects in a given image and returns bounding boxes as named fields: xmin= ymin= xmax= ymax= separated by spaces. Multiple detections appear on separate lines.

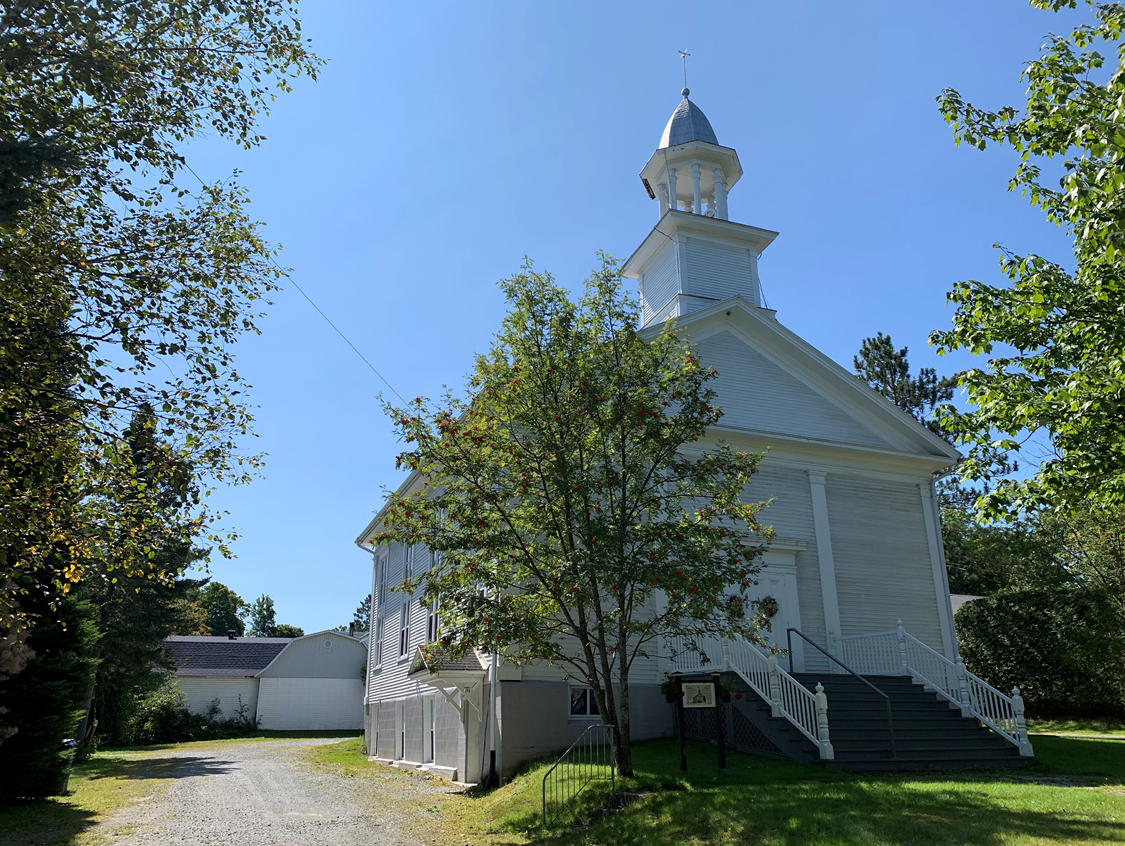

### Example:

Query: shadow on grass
xmin=105 ymin=729 xmax=363 ymax=753
xmin=0 ymin=754 xmax=239 ymax=846
xmin=484 ymin=738 xmax=1125 ymax=846
xmin=87 ymin=755 xmax=236 ymax=780
xmin=0 ymin=797 xmax=97 ymax=846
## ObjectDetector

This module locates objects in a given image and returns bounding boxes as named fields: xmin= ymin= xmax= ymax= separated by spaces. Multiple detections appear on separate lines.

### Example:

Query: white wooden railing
xmin=833 ymin=622 xmax=1033 ymax=756
xmin=663 ymin=634 xmax=833 ymax=760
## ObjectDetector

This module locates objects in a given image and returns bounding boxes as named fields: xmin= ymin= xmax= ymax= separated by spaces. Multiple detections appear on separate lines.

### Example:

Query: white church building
xmin=354 ymin=89 xmax=1033 ymax=780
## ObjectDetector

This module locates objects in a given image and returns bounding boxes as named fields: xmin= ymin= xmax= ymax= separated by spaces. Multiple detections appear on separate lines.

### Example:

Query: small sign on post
xmin=682 ymin=682 xmax=716 ymax=709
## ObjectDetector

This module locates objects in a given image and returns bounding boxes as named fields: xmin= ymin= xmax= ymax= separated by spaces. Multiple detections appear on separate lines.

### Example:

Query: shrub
xmin=118 ymin=676 xmax=261 ymax=746
xmin=956 ymin=587 xmax=1125 ymax=719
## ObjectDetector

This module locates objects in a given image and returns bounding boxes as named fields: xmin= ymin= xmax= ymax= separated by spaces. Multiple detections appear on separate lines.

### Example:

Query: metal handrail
xmin=541 ymin=724 xmax=615 ymax=826
xmin=787 ymin=628 xmax=897 ymax=759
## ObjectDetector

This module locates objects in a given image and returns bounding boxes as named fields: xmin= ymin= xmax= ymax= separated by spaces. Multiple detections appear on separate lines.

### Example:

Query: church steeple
xmin=639 ymin=89 xmax=743 ymax=220
xmin=625 ymin=89 xmax=778 ymax=328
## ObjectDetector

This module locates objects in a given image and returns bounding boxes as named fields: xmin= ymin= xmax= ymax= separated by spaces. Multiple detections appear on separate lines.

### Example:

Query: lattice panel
xmin=681 ymin=709 xmax=699 ymax=735
xmin=698 ymin=708 xmax=718 ymax=741
xmin=732 ymin=708 xmax=784 ymax=757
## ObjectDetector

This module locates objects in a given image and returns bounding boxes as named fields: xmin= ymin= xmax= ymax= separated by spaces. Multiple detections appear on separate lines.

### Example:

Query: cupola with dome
xmin=624 ymin=88 xmax=779 ymax=328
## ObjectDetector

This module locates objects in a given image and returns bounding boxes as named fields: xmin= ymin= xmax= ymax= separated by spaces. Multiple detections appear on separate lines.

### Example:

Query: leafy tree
xmin=0 ymin=1 xmax=321 ymax=617
xmin=273 ymin=624 xmax=304 ymax=638
xmin=933 ymin=0 xmax=1125 ymax=518
xmin=376 ymin=259 xmax=772 ymax=776
xmin=853 ymin=332 xmax=957 ymax=438
xmin=248 ymin=595 xmax=277 ymax=637
xmin=198 ymin=583 xmax=248 ymax=637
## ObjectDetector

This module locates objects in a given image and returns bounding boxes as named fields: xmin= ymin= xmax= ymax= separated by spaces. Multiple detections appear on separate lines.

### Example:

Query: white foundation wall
xmin=175 ymin=677 xmax=259 ymax=720
xmin=256 ymin=677 xmax=364 ymax=730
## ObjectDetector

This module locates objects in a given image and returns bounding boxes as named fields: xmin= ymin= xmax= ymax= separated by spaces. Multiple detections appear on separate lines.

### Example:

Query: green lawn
xmin=306 ymin=734 xmax=1125 ymax=846
xmin=0 ymin=754 xmax=176 ymax=846
xmin=1028 ymin=718 xmax=1125 ymax=736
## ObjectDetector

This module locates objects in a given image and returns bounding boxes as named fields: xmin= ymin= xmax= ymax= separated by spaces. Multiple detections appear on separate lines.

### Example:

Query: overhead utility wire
xmin=181 ymin=162 xmax=407 ymax=404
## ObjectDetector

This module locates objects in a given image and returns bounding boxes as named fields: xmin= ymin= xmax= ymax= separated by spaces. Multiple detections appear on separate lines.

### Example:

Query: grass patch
xmin=1029 ymin=718 xmax=1125 ymax=736
xmin=305 ymin=736 xmax=1125 ymax=846
xmin=0 ymin=753 xmax=177 ymax=846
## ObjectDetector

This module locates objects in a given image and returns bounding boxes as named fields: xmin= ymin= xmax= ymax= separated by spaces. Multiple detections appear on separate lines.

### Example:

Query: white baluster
xmin=815 ymin=682 xmax=833 ymax=760
xmin=896 ymin=620 xmax=909 ymax=677
xmin=767 ymin=656 xmax=783 ymax=718
xmin=955 ymin=661 xmax=971 ymax=717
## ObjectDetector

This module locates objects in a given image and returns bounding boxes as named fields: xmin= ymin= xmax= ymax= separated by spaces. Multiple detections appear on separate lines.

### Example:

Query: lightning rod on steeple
xmin=678 ymin=50 xmax=690 ymax=93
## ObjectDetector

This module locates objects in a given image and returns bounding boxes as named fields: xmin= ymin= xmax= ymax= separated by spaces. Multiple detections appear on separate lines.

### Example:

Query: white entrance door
xmin=745 ymin=549 xmax=804 ymax=671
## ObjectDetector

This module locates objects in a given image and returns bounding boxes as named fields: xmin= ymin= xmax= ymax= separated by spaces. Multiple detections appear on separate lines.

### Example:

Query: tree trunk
xmin=616 ymin=660 xmax=634 ymax=776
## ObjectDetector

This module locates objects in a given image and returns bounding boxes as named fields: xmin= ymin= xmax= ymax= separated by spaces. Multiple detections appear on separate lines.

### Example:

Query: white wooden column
xmin=807 ymin=471 xmax=843 ymax=653
xmin=919 ymin=481 xmax=958 ymax=660
xmin=667 ymin=167 xmax=678 ymax=211
xmin=658 ymin=182 xmax=669 ymax=216
xmin=713 ymin=167 xmax=727 ymax=219
xmin=691 ymin=163 xmax=702 ymax=214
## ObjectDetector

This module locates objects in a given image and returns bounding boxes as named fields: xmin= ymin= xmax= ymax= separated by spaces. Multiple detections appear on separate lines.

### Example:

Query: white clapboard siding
xmin=751 ymin=466 xmax=828 ymax=669
xmin=694 ymin=331 xmax=890 ymax=448
xmin=640 ymin=241 xmax=680 ymax=324
xmin=256 ymin=678 xmax=364 ymax=730
xmin=368 ymin=540 xmax=440 ymax=702
xmin=685 ymin=237 xmax=757 ymax=304
xmin=176 ymin=677 xmax=259 ymax=720
xmin=826 ymin=476 xmax=945 ymax=653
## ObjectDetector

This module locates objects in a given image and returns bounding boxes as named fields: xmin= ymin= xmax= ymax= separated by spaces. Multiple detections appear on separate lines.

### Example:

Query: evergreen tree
xmin=853 ymin=332 xmax=957 ymax=438
xmin=0 ymin=581 xmax=98 ymax=799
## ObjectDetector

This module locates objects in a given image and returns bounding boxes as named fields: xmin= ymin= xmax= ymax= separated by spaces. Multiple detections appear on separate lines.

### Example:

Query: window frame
xmin=568 ymin=685 xmax=603 ymax=721
xmin=398 ymin=601 xmax=410 ymax=659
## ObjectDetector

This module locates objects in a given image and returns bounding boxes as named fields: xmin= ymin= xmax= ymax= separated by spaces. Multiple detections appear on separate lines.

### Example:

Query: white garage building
xmin=165 ymin=630 xmax=366 ymax=730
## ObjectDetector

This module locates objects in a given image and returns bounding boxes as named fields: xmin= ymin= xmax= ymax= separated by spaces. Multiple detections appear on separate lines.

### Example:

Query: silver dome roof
xmin=659 ymin=89 xmax=719 ymax=148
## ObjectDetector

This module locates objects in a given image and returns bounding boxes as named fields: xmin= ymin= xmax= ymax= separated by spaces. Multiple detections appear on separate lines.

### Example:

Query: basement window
xmin=569 ymin=686 xmax=602 ymax=720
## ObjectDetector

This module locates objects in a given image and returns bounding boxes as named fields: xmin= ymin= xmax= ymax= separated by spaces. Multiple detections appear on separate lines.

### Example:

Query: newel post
xmin=896 ymin=620 xmax=909 ymax=677
xmin=1012 ymin=686 xmax=1033 ymax=757
xmin=815 ymin=682 xmax=834 ymax=760
xmin=955 ymin=660 xmax=971 ymax=718
xmin=720 ymin=637 xmax=731 ymax=672
xmin=767 ymin=656 xmax=783 ymax=718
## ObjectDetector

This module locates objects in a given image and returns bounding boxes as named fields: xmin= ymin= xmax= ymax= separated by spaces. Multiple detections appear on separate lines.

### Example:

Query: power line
xmin=180 ymin=162 xmax=406 ymax=403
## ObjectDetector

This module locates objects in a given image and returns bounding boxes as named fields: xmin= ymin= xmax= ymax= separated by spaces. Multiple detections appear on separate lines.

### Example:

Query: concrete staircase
xmin=678 ymin=671 xmax=1034 ymax=772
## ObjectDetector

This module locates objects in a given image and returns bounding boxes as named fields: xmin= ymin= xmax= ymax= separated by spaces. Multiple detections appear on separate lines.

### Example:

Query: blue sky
xmin=183 ymin=1 xmax=1080 ymax=632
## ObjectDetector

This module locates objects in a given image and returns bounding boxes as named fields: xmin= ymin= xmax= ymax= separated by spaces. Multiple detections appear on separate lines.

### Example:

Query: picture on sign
xmin=682 ymin=682 xmax=715 ymax=709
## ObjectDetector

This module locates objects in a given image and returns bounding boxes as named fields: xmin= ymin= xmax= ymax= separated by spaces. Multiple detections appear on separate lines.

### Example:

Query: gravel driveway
xmin=98 ymin=738 xmax=450 ymax=846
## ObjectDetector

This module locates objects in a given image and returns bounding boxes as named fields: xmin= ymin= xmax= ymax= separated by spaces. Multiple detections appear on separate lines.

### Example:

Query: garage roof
xmin=164 ymin=636 xmax=293 ymax=678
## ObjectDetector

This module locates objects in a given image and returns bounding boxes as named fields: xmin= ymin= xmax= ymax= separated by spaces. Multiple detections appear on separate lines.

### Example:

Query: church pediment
xmin=645 ymin=297 xmax=960 ymax=462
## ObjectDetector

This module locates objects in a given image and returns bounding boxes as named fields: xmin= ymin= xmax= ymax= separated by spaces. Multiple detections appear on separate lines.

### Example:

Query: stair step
xmin=825 ymin=756 xmax=1035 ymax=772
xmin=831 ymin=737 xmax=1013 ymax=752
xmin=831 ymin=747 xmax=1023 ymax=762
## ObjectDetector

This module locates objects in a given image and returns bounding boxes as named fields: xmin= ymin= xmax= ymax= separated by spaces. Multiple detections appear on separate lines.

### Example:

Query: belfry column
xmin=713 ymin=167 xmax=727 ymax=219
xmin=691 ymin=164 xmax=702 ymax=215
xmin=667 ymin=167 xmax=678 ymax=211
xmin=658 ymin=182 xmax=669 ymax=216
